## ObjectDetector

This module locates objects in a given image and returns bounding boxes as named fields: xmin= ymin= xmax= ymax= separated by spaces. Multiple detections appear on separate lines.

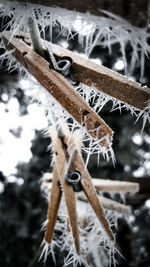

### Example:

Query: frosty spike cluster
xmin=0 ymin=1 xmax=149 ymax=266
xmin=40 ymin=124 xmax=139 ymax=267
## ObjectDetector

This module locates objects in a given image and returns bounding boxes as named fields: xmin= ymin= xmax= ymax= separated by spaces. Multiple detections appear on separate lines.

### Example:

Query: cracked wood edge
xmin=50 ymin=126 xmax=80 ymax=254
xmin=2 ymin=31 xmax=113 ymax=148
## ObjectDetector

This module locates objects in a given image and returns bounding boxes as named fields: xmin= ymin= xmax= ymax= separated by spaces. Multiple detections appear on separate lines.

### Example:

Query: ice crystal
xmin=6 ymin=63 xmax=113 ymax=163
xmin=0 ymin=1 xmax=146 ymax=266
xmin=79 ymin=84 xmax=150 ymax=131
xmin=1 ymin=45 xmax=150 ymax=162
xmin=0 ymin=0 xmax=150 ymax=155
xmin=40 ymin=185 xmax=124 ymax=267
xmin=0 ymin=0 xmax=150 ymax=78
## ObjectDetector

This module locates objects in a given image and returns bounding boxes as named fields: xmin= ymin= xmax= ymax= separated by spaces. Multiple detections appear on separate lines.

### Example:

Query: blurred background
xmin=0 ymin=8 xmax=150 ymax=267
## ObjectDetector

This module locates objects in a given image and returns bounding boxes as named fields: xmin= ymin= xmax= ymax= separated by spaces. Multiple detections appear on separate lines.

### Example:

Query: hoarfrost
xmin=80 ymin=84 xmax=150 ymax=131
xmin=40 ymin=185 xmax=124 ymax=267
xmin=0 ymin=0 xmax=150 ymax=79
xmin=0 ymin=0 xmax=150 ymax=150
xmin=0 ymin=2 xmax=146 ymax=266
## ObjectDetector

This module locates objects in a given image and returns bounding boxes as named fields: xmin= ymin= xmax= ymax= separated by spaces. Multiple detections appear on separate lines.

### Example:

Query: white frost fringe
xmin=1 ymin=50 xmax=150 ymax=163
xmin=40 ymin=190 xmax=125 ymax=267
xmin=79 ymin=84 xmax=150 ymax=131
xmin=0 ymin=1 xmax=150 ymax=140
xmin=0 ymin=2 xmax=147 ymax=266
xmin=0 ymin=0 xmax=150 ymax=78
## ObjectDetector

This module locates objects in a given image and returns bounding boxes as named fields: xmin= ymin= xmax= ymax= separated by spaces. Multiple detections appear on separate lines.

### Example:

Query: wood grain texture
xmin=50 ymin=127 xmax=80 ymax=254
xmin=2 ymin=32 xmax=113 ymax=147
xmin=61 ymin=124 xmax=115 ymax=241
xmin=92 ymin=179 xmax=139 ymax=192
xmin=51 ymin=43 xmax=150 ymax=111
xmin=45 ymin=165 xmax=62 ymax=243
xmin=3 ymin=31 xmax=150 ymax=112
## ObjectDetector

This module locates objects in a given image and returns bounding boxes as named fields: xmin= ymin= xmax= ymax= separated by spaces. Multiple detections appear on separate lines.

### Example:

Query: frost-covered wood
xmin=61 ymin=124 xmax=115 ymax=241
xmin=7 ymin=0 xmax=148 ymax=27
xmin=51 ymin=43 xmax=150 ymax=111
xmin=50 ymin=126 xmax=80 ymax=254
xmin=2 ymin=31 xmax=113 ymax=148
xmin=3 ymin=31 xmax=150 ymax=112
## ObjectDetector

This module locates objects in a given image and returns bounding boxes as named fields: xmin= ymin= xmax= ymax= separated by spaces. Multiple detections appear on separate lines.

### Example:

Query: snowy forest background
xmin=0 ymin=9 xmax=150 ymax=267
